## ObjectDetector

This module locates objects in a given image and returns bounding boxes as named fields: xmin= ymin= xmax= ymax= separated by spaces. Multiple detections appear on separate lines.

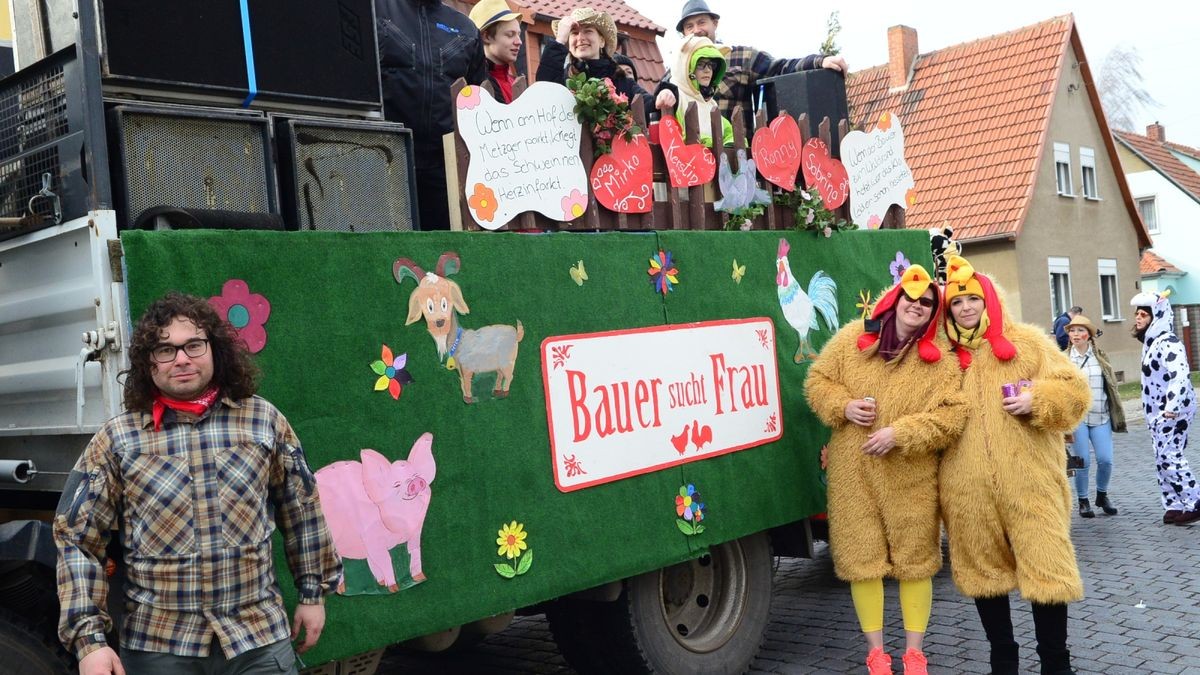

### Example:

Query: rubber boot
xmin=1095 ymin=491 xmax=1118 ymax=515
xmin=975 ymin=596 xmax=1019 ymax=675
xmin=1032 ymin=602 xmax=1073 ymax=675
xmin=1077 ymin=498 xmax=1094 ymax=518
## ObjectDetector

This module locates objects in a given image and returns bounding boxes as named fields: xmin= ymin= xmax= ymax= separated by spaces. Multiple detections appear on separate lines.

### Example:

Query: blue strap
xmin=239 ymin=0 xmax=258 ymax=107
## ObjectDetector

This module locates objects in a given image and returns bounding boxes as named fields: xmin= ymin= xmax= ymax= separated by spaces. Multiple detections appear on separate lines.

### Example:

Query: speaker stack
xmin=3 ymin=0 xmax=420 ymax=233
xmin=757 ymin=69 xmax=851 ymax=156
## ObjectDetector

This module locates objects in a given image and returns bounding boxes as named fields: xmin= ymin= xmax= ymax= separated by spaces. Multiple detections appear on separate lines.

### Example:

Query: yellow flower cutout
xmin=496 ymin=521 xmax=528 ymax=559
xmin=856 ymin=289 xmax=874 ymax=319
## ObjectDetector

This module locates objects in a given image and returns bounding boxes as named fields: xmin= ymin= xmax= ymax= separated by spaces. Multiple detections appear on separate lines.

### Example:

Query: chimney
xmin=1146 ymin=122 xmax=1166 ymax=142
xmin=888 ymin=25 xmax=918 ymax=89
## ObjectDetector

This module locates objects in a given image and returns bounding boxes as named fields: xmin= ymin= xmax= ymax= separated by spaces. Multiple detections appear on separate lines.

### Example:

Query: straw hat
xmin=552 ymin=7 xmax=618 ymax=56
xmin=1064 ymin=314 xmax=1098 ymax=338
xmin=469 ymin=0 xmax=521 ymax=32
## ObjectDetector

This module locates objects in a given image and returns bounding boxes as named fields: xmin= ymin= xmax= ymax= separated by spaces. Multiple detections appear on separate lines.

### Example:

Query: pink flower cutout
xmin=561 ymin=189 xmax=587 ymax=220
xmin=457 ymin=85 xmax=481 ymax=110
xmin=866 ymin=214 xmax=882 ymax=230
xmin=209 ymin=279 xmax=271 ymax=353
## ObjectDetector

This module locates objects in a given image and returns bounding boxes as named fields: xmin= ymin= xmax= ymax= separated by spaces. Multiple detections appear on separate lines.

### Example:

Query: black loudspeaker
xmin=758 ymin=69 xmax=850 ymax=157
xmin=97 ymin=0 xmax=380 ymax=111
xmin=275 ymin=117 xmax=418 ymax=232
xmin=107 ymin=104 xmax=277 ymax=227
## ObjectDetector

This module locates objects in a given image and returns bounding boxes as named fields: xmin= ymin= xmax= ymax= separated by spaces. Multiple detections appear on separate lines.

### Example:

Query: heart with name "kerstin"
xmin=590 ymin=134 xmax=653 ymax=213
xmin=751 ymin=114 xmax=803 ymax=191
xmin=659 ymin=116 xmax=716 ymax=188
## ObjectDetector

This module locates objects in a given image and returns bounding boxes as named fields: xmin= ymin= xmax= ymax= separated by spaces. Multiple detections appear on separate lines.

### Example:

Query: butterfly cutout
xmin=569 ymin=260 xmax=588 ymax=286
xmin=732 ymin=259 xmax=746 ymax=284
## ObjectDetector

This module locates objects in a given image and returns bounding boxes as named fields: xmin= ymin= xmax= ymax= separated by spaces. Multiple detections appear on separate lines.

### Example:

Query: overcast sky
xmin=635 ymin=1 xmax=1200 ymax=148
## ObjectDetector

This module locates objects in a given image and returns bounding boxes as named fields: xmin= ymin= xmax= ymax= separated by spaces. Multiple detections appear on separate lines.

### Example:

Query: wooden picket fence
xmin=448 ymin=76 xmax=904 ymax=232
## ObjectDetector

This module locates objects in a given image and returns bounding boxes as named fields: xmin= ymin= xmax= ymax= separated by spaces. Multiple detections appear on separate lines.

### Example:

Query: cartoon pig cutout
xmin=316 ymin=433 xmax=435 ymax=593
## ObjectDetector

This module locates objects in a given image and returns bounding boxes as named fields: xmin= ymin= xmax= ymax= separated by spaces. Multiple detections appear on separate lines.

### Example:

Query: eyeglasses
xmin=151 ymin=339 xmax=209 ymax=363
xmin=694 ymin=59 xmax=718 ymax=71
xmin=902 ymin=294 xmax=936 ymax=308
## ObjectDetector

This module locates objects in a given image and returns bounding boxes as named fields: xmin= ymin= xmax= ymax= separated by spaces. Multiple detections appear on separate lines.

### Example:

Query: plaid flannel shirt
xmin=54 ymin=396 xmax=341 ymax=660
xmin=716 ymin=46 xmax=825 ymax=129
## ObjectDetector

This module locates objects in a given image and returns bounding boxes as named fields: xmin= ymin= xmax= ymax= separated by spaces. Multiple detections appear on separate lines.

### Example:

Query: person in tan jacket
xmin=939 ymin=256 xmax=1089 ymax=675
xmin=807 ymin=264 xmax=966 ymax=675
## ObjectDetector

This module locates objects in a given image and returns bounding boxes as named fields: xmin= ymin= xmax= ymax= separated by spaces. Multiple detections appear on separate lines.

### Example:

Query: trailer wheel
xmin=0 ymin=608 xmax=73 ymax=674
xmin=549 ymin=532 xmax=773 ymax=675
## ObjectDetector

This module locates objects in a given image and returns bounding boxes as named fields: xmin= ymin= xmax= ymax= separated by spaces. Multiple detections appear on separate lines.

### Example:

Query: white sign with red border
xmin=541 ymin=318 xmax=783 ymax=492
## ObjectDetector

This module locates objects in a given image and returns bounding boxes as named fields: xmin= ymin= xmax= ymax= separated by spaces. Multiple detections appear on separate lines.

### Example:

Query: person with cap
xmin=656 ymin=35 xmax=734 ymax=147
xmin=938 ymin=255 xmax=1089 ymax=675
xmin=469 ymin=0 xmax=523 ymax=103
xmin=612 ymin=53 xmax=639 ymax=82
xmin=376 ymin=0 xmax=486 ymax=230
xmin=1063 ymin=313 xmax=1125 ymax=518
xmin=535 ymin=7 xmax=651 ymax=110
xmin=1130 ymin=290 xmax=1200 ymax=525
xmin=655 ymin=0 xmax=849 ymax=133
xmin=806 ymin=264 xmax=966 ymax=675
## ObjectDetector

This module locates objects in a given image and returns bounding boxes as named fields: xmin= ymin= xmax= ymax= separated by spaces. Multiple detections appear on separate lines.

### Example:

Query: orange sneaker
xmin=902 ymin=648 xmax=928 ymax=675
xmin=867 ymin=646 xmax=894 ymax=675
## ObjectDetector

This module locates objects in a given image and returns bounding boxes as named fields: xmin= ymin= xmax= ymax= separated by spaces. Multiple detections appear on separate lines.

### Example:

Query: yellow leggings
xmin=849 ymin=578 xmax=932 ymax=633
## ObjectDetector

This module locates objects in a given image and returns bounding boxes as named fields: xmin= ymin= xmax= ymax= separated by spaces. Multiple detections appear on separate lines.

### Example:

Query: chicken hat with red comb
xmin=943 ymin=255 xmax=1016 ymax=368
xmin=856 ymin=263 xmax=943 ymax=362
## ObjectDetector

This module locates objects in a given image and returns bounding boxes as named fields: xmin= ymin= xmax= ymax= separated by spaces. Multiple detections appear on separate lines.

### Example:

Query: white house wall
xmin=1126 ymin=169 xmax=1200 ymax=304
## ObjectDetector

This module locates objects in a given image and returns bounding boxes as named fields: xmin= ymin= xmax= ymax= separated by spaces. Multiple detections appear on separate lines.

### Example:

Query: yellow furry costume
xmin=939 ymin=257 xmax=1089 ymax=603
xmin=806 ymin=269 xmax=966 ymax=583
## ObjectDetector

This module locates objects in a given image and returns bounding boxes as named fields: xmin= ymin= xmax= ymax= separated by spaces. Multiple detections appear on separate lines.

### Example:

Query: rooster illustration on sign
xmin=775 ymin=238 xmax=839 ymax=362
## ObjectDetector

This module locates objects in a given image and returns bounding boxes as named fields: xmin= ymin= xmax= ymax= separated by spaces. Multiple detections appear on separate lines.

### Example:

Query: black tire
xmin=0 ymin=608 xmax=74 ymax=675
xmin=549 ymin=532 xmax=774 ymax=675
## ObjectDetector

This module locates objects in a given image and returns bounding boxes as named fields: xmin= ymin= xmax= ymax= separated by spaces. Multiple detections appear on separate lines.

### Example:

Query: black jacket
xmin=535 ymin=39 xmax=651 ymax=113
xmin=375 ymin=0 xmax=486 ymax=150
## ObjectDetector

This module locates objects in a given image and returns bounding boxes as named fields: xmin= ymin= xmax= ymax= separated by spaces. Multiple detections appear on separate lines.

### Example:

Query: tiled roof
xmin=622 ymin=37 xmax=666 ymax=93
xmin=846 ymin=17 xmax=1072 ymax=241
xmin=1140 ymin=249 xmax=1184 ymax=276
xmin=515 ymin=0 xmax=664 ymax=33
xmin=1164 ymin=140 xmax=1200 ymax=160
xmin=1116 ymin=130 xmax=1200 ymax=204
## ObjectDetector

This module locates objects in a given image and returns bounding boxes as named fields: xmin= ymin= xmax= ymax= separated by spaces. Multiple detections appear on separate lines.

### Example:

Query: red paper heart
xmin=590 ymin=134 xmax=653 ymax=213
xmin=751 ymin=115 xmax=803 ymax=191
xmin=659 ymin=116 xmax=716 ymax=187
xmin=801 ymin=137 xmax=850 ymax=209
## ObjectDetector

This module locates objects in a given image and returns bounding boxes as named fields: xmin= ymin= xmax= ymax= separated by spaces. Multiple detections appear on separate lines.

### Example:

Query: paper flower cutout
xmin=469 ymin=183 xmax=499 ymax=222
xmin=867 ymin=214 xmax=882 ymax=230
xmin=457 ymin=85 xmax=481 ymax=110
xmin=889 ymin=252 xmax=911 ymax=284
xmin=856 ymin=289 xmax=874 ymax=320
xmin=494 ymin=521 xmax=534 ymax=578
xmin=209 ymin=279 xmax=271 ymax=353
xmin=648 ymin=250 xmax=679 ymax=295
xmin=675 ymin=484 xmax=706 ymax=536
xmin=569 ymin=260 xmax=588 ymax=286
xmin=561 ymin=189 xmax=587 ymax=220
xmin=371 ymin=344 xmax=413 ymax=400
xmin=905 ymin=188 xmax=918 ymax=208
xmin=732 ymin=259 xmax=746 ymax=284
xmin=877 ymin=112 xmax=892 ymax=131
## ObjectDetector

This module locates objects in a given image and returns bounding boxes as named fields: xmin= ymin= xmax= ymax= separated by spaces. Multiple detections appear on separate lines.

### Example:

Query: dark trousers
xmin=975 ymin=595 xmax=1071 ymax=675
xmin=414 ymin=151 xmax=451 ymax=231
xmin=120 ymin=638 xmax=297 ymax=675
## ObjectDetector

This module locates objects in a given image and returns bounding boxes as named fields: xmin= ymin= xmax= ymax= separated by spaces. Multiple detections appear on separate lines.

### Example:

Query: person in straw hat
xmin=469 ymin=0 xmax=524 ymax=103
xmin=806 ymin=263 xmax=966 ymax=675
xmin=1062 ymin=313 xmax=1125 ymax=518
xmin=535 ymin=7 xmax=650 ymax=109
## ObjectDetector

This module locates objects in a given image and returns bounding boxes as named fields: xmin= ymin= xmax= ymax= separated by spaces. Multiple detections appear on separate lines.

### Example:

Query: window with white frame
xmin=1054 ymin=143 xmax=1073 ymax=196
xmin=1080 ymin=147 xmax=1098 ymax=199
xmin=1098 ymin=259 xmax=1120 ymax=320
xmin=1137 ymin=196 xmax=1159 ymax=233
xmin=1049 ymin=257 xmax=1072 ymax=319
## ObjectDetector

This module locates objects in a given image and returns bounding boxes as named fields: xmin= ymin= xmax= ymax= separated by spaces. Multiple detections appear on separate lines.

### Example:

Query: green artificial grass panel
xmin=655 ymin=229 xmax=934 ymax=552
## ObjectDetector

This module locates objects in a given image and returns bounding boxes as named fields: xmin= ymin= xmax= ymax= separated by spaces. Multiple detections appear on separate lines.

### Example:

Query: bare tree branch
xmin=1097 ymin=44 xmax=1159 ymax=132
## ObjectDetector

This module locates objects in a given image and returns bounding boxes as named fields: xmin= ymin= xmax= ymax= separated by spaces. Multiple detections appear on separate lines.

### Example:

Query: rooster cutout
xmin=775 ymin=238 xmax=839 ymax=362
xmin=714 ymin=149 xmax=772 ymax=213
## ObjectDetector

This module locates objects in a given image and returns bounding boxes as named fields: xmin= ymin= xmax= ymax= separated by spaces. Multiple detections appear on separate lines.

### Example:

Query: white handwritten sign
xmin=840 ymin=113 xmax=915 ymax=228
xmin=456 ymin=82 xmax=588 ymax=229
xmin=541 ymin=318 xmax=783 ymax=492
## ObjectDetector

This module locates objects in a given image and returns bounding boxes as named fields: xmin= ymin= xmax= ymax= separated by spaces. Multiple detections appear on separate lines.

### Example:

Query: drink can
xmin=1000 ymin=383 xmax=1019 ymax=398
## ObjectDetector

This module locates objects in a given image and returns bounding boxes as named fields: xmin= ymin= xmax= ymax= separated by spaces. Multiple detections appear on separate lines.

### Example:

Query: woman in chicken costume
xmin=806 ymin=264 xmax=966 ymax=675
xmin=938 ymin=255 xmax=1089 ymax=675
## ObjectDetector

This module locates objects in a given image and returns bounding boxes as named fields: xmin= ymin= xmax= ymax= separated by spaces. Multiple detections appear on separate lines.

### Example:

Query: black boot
xmin=975 ymin=595 xmax=1020 ymax=675
xmin=1078 ymin=498 xmax=1094 ymax=518
xmin=1032 ymin=602 xmax=1073 ymax=674
xmin=1095 ymin=491 xmax=1118 ymax=515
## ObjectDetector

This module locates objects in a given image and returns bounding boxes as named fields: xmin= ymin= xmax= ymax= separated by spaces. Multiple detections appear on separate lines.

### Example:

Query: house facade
xmin=847 ymin=16 xmax=1150 ymax=378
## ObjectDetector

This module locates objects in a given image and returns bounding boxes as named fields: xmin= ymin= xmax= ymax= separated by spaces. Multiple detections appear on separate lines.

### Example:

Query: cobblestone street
xmin=383 ymin=402 xmax=1200 ymax=674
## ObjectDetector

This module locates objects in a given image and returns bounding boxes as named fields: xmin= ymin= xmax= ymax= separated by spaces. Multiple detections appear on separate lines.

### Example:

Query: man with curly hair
xmin=55 ymin=292 xmax=341 ymax=675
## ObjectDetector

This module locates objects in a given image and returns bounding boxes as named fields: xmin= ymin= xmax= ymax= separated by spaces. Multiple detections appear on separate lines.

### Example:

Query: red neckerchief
xmin=152 ymin=386 xmax=220 ymax=431
xmin=489 ymin=60 xmax=514 ymax=103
